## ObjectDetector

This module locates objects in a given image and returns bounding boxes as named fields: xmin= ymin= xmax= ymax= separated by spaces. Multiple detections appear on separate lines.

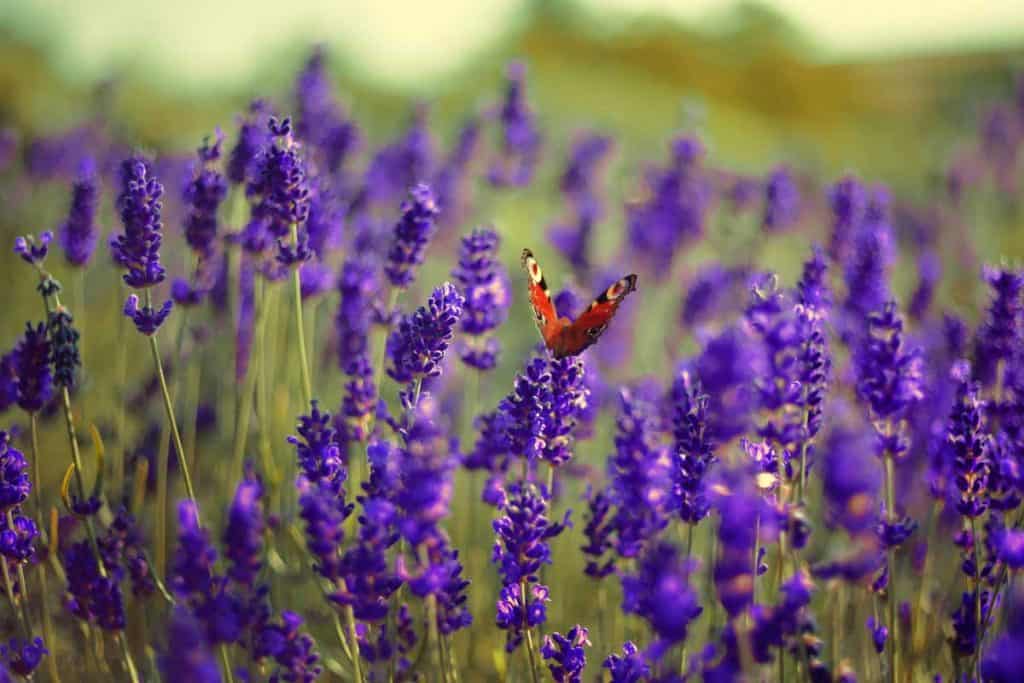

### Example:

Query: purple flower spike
xmin=160 ymin=608 xmax=221 ymax=683
xmin=541 ymin=625 xmax=590 ymax=683
xmin=184 ymin=131 xmax=228 ymax=259
xmin=393 ymin=396 xmax=456 ymax=547
xmin=13 ymin=231 xmax=53 ymax=266
xmin=0 ymin=637 xmax=48 ymax=678
xmin=821 ymin=427 xmax=880 ymax=535
xmin=12 ymin=322 xmax=53 ymax=414
xmin=58 ymin=157 xmax=100 ymax=267
xmin=452 ymin=227 xmax=510 ymax=370
xmin=608 ymin=389 xmax=671 ymax=557
xmin=762 ymin=165 xmax=801 ymax=232
xmin=223 ymin=466 xmax=265 ymax=589
xmin=973 ymin=266 xmax=1023 ymax=386
xmin=123 ymin=294 xmax=173 ymax=336
xmin=386 ymin=282 xmax=464 ymax=386
xmin=827 ymin=175 xmax=867 ymax=263
xmin=982 ymin=586 xmax=1024 ymax=681
xmin=489 ymin=61 xmax=541 ymax=188
xmin=113 ymin=155 xmax=167 ymax=289
xmin=256 ymin=610 xmax=322 ymax=682
xmin=603 ymin=641 xmax=650 ymax=683
xmin=627 ymin=135 xmax=709 ymax=278
xmin=671 ymin=371 xmax=716 ymax=525
xmin=621 ymin=541 xmax=702 ymax=659
xmin=385 ymin=183 xmax=439 ymax=289
xmin=0 ymin=431 xmax=30 ymax=513
xmin=228 ymin=99 xmax=271 ymax=185
xmin=248 ymin=116 xmax=311 ymax=239
xmin=63 ymin=539 xmax=126 ymax=631
xmin=854 ymin=302 xmax=923 ymax=457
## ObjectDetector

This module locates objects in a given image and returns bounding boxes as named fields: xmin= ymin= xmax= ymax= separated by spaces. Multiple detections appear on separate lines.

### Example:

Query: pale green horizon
xmin=3 ymin=0 xmax=1023 ymax=91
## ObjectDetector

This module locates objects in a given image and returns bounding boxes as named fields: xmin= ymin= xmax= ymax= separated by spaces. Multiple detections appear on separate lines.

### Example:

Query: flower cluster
xmin=492 ymin=482 xmax=569 ymax=651
xmin=384 ymin=183 xmax=440 ymax=288
xmin=58 ymin=157 xmax=100 ymax=267
xmin=452 ymin=227 xmax=510 ymax=370
xmin=385 ymin=281 xmax=464 ymax=386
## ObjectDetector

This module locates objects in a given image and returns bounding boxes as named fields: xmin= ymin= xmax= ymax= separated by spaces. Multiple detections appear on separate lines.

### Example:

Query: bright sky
xmin=3 ymin=0 xmax=1024 ymax=90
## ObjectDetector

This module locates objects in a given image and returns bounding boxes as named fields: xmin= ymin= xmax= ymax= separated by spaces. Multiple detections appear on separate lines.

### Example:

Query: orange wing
xmin=521 ymin=249 xmax=567 ymax=348
xmin=549 ymin=274 xmax=638 ymax=358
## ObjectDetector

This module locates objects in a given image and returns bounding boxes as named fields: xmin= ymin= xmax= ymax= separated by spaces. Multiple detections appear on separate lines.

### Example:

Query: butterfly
xmin=521 ymin=248 xmax=638 ymax=359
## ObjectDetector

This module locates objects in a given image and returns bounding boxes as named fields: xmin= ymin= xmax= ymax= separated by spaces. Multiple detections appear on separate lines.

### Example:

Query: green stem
xmin=0 ymin=527 xmax=30 ymax=639
xmin=344 ymin=604 xmax=364 ymax=682
xmin=884 ymin=452 xmax=898 ymax=683
xmin=971 ymin=516 xmax=983 ymax=681
xmin=146 ymin=289 xmax=198 ymax=508
xmin=521 ymin=580 xmax=542 ymax=683
xmin=290 ymin=223 xmax=314 ymax=405
xmin=220 ymin=644 xmax=237 ymax=683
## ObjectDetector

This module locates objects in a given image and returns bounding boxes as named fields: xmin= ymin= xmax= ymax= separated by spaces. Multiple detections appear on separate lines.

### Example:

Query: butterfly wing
xmin=551 ymin=274 xmax=638 ymax=358
xmin=521 ymin=248 xmax=565 ymax=348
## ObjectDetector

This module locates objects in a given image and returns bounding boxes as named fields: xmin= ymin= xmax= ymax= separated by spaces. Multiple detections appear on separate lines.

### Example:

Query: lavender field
xmin=0 ymin=20 xmax=1023 ymax=683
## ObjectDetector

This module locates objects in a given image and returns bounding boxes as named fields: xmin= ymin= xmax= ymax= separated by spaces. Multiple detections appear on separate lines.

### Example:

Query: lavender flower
xmin=541 ymin=625 xmax=590 ymax=683
xmin=0 ymin=637 xmax=47 ymax=678
xmin=288 ymin=401 xmax=346 ymax=490
xmin=827 ymin=175 xmax=867 ymax=263
xmin=973 ymin=267 xmax=1023 ymax=386
xmin=489 ymin=61 xmax=541 ymax=188
xmin=0 ymin=432 xmax=29 ymax=512
xmin=393 ymin=395 xmax=455 ymax=547
xmin=335 ymin=355 xmax=377 ymax=452
xmin=603 ymin=642 xmax=650 ymax=683
xmin=621 ymin=541 xmax=702 ymax=659
xmin=184 ymin=132 xmax=228 ymax=257
xmin=294 ymin=46 xmax=360 ymax=176
xmin=709 ymin=465 xmax=766 ymax=618
xmin=47 ymin=308 xmax=80 ymax=389
xmin=228 ymin=100 xmax=271 ymax=185
xmin=607 ymin=389 xmax=672 ymax=557
xmin=298 ymin=475 xmax=353 ymax=583
xmin=248 ymin=117 xmax=311 ymax=240
xmin=58 ymin=157 xmax=99 ymax=267
xmin=160 ymin=608 xmax=221 ymax=683
xmin=332 ymin=492 xmax=401 ymax=622
xmin=581 ymin=488 xmax=616 ymax=579
xmin=224 ymin=466 xmax=265 ymax=589
xmin=452 ymin=227 xmax=510 ymax=370
xmin=492 ymin=482 xmax=568 ymax=651
xmin=12 ymin=322 xmax=53 ymax=413
xmin=0 ymin=510 xmax=37 ymax=563
xmin=671 ymin=371 xmax=715 ymax=524
xmin=99 ymin=509 xmax=156 ymax=598
xmin=762 ymin=165 xmax=800 ymax=232
xmin=113 ymin=155 xmax=167 ymax=289
xmin=841 ymin=188 xmax=895 ymax=340
xmin=0 ymin=353 xmax=17 ymax=413
xmin=335 ymin=258 xmax=379 ymax=366
xmin=981 ymin=586 xmax=1024 ymax=681
xmin=544 ymin=355 xmax=590 ymax=466
xmin=63 ymin=539 xmax=126 ymax=631
xmin=680 ymin=264 xmax=750 ymax=328
xmin=256 ymin=611 xmax=322 ymax=682
xmin=821 ymin=427 xmax=880 ymax=535
xmin=947 ymin=362 xmax=991 ymax=518
xmin=13 ymin=231 xmax=53 ymax=266
xmin=626 ymin=136 xmax=709 ymax=278
xmin=855 ymin=302 xmax=924 ymax=455
xmin=385 ymin=282 xmax=464 ymax=386
xmin=123 ymin=295 xmax=173 ymax=336
xmin=384 ymin=183 xmax=439 ymax=289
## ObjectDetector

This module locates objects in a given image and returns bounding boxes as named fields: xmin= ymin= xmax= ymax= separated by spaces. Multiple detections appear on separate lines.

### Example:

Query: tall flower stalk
xmin=112 ymin=156 xmax=198 ymax=522
xmin=855 ymin=301 xmax=923 ymax=683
